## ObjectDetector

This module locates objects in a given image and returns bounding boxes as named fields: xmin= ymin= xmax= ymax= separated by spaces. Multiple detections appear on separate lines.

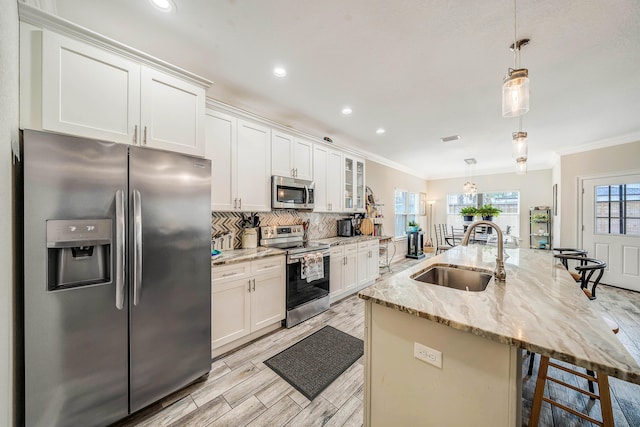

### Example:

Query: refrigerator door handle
xmin=115 ymin=189 xmax=126 ymax=310
xmin=133 ymin=189 xmax=143 ymax=306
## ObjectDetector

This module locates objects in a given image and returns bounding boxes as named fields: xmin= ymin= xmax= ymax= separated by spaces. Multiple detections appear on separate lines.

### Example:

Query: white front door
xmin=582 ymin=174 xmax=640 ymax=291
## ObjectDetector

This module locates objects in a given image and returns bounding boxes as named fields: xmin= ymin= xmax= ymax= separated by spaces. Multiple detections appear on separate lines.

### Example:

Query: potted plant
xmin=531 ymin=213 xmax=548 ymax=223
xmin=407 ymin=220 xmax=419 ymax=233
xmin=459 ymin=206 xmax=478 ymax=222
xmin=478 ymin=204 xmax=502 ymax=221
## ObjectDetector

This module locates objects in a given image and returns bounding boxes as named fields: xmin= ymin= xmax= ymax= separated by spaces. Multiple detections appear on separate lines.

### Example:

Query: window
xmin=395 ymin=189 xmax=419 ymax=238
xmin=446 ymin=191 xmax=520 ymax=236
xmin=595 ymin=183 xmax=640 ymax=236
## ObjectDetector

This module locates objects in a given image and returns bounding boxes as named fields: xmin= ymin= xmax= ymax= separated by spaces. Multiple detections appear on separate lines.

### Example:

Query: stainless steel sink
xmin=411 ymin=265 xmax=492 ymax=291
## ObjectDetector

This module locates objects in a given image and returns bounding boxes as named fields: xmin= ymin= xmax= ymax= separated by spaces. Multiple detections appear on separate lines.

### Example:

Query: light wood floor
xmin=113 ymin=259 xmax=640 ymax=427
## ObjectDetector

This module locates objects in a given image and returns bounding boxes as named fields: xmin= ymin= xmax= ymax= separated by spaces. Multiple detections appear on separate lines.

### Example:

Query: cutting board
xmin=360 ymin=218 xmax=374 ymax=235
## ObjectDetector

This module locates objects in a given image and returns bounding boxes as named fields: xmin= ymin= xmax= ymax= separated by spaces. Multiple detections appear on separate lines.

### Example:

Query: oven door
xmin=286 ymin=252 xmax=330 ymax=311
xmin=272 ymin=176 xmax=314 ymax=209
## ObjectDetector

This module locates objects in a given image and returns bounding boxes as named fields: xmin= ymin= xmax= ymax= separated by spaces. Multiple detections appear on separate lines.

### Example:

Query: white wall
xmin=427 ymin=169 xmax=553 ymax=246
xmin=365 ymin=160 xmax=428 ymax=259
xmin=0 ymin=0 xmax=19 ymax=424
xmin=560 ymin=140 xmax=640 ymax=247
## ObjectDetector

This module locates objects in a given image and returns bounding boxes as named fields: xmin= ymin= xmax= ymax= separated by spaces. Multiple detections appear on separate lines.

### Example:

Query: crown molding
xmin=18 ymin=2 xmax=212 ymax=88
xmin=555 ymin=131 xmax=640 ymax=156
xmin=206 ymin=98 xmax=429 ymax=179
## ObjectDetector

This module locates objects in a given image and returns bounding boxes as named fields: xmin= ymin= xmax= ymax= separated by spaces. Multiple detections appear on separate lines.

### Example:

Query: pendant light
xmin=516 ymin=157 xmax=527 ymax=175
xmin=463 ymin=159 xmax=478 ymax=196
xmin=512 ymin=131 xmax=528 ymax=159
xmin=502 ymin=0 xmax=530 ymax=118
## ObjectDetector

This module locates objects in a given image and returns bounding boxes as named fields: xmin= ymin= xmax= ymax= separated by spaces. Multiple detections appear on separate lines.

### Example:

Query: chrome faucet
xmin=461 ymin=220 xmax=506 ymax=282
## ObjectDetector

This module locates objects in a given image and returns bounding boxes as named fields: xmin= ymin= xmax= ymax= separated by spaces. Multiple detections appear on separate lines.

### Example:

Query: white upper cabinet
xmin=206 ymin=110 xmax=236 ymax=211
xmin=205 ymin=110 xmax=271 ymax=211
xmin=140 ymin=67 xmax=205 ymax=156
xmin=40 ymin=30 xmax=141 ymax=145
xmin=22 ymin=26 xmax=208 ymax=156
xmin=236 ymin=119 xmax=271 ymax=211
xmin=343 ymin=155 xmax=366 ymax=212
xmin=271 ymin=131 xmax=313 ymax=180
xmin=313 ymin=143 xmax=343 ymax=212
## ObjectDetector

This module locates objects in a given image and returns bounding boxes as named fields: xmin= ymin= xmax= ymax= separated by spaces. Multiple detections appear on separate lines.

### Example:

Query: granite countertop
xmin=313 ymin=235 xmax=386 ymax=246
xmin=358 ymin=245 xmax=640 ymax=385
xmin=211 ymin=247 xmax=286 ymax=266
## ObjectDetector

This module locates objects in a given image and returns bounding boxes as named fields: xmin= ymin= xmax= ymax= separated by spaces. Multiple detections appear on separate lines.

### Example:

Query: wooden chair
xmin=433 ymin=224 xmax=454 ymax=254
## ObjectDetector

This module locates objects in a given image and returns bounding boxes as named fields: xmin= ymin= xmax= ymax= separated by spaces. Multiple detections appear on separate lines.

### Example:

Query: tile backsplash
xmin=211 ymin=210 xmax=347 ymax=249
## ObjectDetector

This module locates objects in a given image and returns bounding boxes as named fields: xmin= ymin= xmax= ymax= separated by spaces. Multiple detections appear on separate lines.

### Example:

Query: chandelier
xmin=463 ymin=158 xmax=477 ymax=196
xmin=464 ymin=181 xmax=478 ymax=196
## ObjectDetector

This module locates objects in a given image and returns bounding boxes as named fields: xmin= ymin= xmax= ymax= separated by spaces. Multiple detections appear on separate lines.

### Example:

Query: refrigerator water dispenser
xmin=46 ymin=219 xmax=112 ymax=291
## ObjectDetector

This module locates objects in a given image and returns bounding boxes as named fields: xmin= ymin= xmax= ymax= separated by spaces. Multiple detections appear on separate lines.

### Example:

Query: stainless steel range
xmin=260 ymin=225 xmax=330 ymax=328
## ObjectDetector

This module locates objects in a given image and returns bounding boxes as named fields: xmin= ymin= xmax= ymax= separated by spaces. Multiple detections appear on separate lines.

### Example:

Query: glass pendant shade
xmin=512 ymin=131 xmax=528 ymax=159
xmin=516 ymin=157 xmax=527 ymax=175
xmin=463 ymin=181 xmax=477 ymax=196
xmin=502 ymin=68 xmax=530 ymax=117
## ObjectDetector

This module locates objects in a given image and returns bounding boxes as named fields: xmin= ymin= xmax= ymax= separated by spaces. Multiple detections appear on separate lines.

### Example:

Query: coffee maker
xmin=337 ymin=219 xmax=353 ymax=237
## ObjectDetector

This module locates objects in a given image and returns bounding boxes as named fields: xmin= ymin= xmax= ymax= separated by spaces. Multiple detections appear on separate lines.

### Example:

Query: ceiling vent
xmin=464 ymin=158 xmax=477 ymax=165
xmin=440 ymin=135 xmax=461 ymax=143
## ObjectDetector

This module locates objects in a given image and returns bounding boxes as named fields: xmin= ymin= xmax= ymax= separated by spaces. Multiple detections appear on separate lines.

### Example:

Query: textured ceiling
xmin=52 ymin=0 xmax=640 ymax=179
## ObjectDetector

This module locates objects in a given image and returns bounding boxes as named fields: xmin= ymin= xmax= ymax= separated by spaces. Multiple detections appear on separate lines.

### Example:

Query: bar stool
xmin=529 ymin=355 xmax=615 ymax=427
xmin=553 ymin=248 xmax=588 ymax=282
xmin=529 ymin=254 xmax=619 ymax=426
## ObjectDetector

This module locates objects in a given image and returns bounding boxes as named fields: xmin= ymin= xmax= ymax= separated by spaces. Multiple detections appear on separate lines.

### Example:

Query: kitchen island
xmin=358 ymin=245 xmax=640 ymax=426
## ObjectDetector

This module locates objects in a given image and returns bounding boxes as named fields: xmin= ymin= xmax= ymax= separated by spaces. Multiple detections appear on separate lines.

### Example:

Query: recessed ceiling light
xmin=464 ymin=158 xmax=477 ymax=165
xmin=149 ymin=0 xmax=175 ymax=12
xmin=376 ymin=128 xmax=386 ymax=134
xmin=440 ymin=135 xmax=461 ymax=143
xmin=341 ymin=107 xmax=353 ymax=115
xmin=273 ymin=67 xmax=287 ymax=77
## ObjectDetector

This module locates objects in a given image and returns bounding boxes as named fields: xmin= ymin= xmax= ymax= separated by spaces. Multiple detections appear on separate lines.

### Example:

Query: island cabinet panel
xmin=364 ymin=302 xmax=521 ymax=427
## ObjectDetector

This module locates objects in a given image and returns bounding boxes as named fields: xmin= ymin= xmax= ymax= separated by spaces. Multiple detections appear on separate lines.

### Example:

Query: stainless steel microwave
xmin=271 ymin=176 xmax=315 ymax=210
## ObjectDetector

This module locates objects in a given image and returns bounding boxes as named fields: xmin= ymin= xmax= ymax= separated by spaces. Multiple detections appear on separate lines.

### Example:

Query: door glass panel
xmin=594 ymin=183 xmax=640 ymax=236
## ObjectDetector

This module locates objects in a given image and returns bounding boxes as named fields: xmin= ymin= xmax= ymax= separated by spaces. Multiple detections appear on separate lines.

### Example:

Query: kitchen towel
xmin=301 ymin=252 xmax=324 ymax=283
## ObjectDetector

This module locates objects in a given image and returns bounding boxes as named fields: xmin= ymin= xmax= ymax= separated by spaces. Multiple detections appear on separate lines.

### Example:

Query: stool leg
xmin=528 ymin=352 xmax=536 ymax=376
xmin=529 ymin=355 xmax=550 ymax=427
xmin=597 ymin=373 xmax=614 ymax=427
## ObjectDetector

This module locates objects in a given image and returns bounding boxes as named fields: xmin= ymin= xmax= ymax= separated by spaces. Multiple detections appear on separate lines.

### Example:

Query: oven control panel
xmin=260 ymin=225 xmax=304 ymax=240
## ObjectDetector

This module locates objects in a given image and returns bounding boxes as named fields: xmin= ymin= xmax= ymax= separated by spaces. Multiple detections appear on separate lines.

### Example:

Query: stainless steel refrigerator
xmin=19 ymin=130 xmax=212 ymax=427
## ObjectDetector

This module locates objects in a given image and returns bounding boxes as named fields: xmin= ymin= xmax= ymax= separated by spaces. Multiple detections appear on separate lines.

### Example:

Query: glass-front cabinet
xmin=344 ymin=155 xmax=365 ymax=212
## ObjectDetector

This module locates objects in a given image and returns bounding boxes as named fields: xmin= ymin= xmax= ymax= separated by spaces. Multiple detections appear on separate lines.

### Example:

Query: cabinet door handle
xmin=343 ymin=257 xmax=347 ymax=265
xmin=222 ymin=272 xmax=237 ymax=277
xmin=248 ymin=280 xmax=252 ymax=292
xmin=142 ymin=126 xmax=148 ymax=145
xmin=234 ymin=198 xmax=237 ymax=209
xmin=252 ymin=278 xmax=256 ymax=292
xmin=239 ymin=198 xmax=242 ymax=209
xmin=133 ymin=125 xmax=138 ymax=145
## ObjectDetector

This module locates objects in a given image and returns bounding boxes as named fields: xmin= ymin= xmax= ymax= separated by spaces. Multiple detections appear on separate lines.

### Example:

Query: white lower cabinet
xmin=329 ymin=243 xmax=359 ymax=301
xmin=211 ymin=256 xmax=285 ymax=351
xmin=357 ymin=240 xmax=380 ymax=287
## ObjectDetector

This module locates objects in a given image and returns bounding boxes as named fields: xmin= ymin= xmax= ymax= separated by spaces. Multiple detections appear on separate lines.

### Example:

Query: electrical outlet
xmin=414 ymin=342 xmax=442 ymax=368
